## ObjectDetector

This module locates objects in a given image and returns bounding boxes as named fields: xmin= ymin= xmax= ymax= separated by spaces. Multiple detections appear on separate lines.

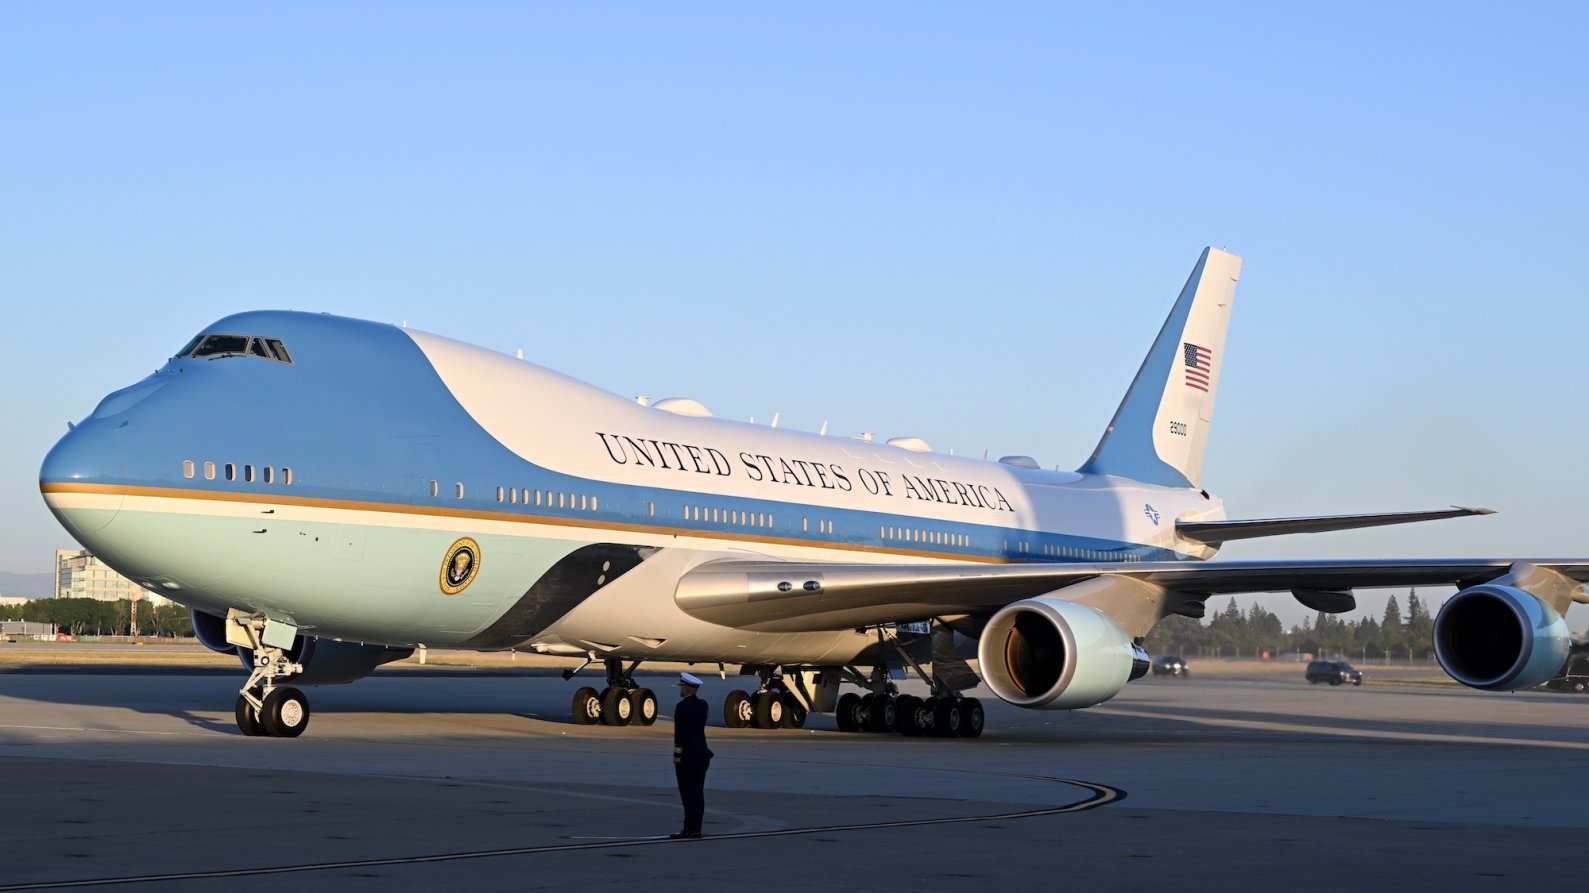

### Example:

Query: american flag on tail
xmin=1183 ymin=342 xmax=1212 ymax=392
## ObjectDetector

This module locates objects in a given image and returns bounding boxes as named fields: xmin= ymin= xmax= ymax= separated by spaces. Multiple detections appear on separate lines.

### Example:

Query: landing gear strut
xmin=831 ymin=626 xmax=985 ymax=738
xmin=231 ymin=617 xmax=311 ymax=738
xmin=722 ymin=668 xmax=807 ymax=730
xmin=570 ymin=658 xmax=658 ymax=727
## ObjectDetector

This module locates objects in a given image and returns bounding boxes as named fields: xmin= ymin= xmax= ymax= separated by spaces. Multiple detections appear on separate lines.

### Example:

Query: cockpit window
xmin=262 ymin=338 xmax=291 ymax=363
xmin=178 ymin=334 xmax=293 ymax=364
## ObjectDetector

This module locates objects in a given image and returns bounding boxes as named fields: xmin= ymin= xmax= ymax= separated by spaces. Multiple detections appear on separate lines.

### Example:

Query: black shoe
xmin=668 ymin=831 xmax=702 ymax=839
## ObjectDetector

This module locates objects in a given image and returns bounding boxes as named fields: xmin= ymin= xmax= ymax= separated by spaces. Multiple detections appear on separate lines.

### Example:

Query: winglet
xmin=1078 ymin=247 xmax=1241 ymax=488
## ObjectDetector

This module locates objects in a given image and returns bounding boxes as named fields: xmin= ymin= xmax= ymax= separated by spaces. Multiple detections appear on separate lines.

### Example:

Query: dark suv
xmin=1151 ymin=655 xmax=1189 ymax=677
xmin=1305 ymin=660 xmax=1363 ymax=686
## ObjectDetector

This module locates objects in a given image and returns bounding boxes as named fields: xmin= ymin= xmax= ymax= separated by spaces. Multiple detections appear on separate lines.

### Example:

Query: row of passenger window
xmin=882 ymin=525 xmax=968 ymax=547
xmin=1027 ymin=541 xmax=1140 ymax=562
xmin=683 ymin=505 xmax=774 ymax=528
xmin=182 ymin=459 xmax=292 ymax=485
xmin=176 ymin=462 xmax=1138 ymax=559
xmin=475 ymin=483 xmax=597 ymax=512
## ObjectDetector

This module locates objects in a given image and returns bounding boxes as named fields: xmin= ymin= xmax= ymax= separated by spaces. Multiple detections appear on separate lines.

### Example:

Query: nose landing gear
xmin=231 ymin=618 xmax=312 ymax=738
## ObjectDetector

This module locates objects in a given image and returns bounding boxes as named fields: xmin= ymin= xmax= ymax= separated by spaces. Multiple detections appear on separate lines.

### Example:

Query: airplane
xmin=39 ymin=247 xmax=1589 ymax=738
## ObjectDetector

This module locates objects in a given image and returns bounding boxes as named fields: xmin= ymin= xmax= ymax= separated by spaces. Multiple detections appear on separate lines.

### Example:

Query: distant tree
xmin=146 ymin=604 xmax=193 ymax=638
xmin=1382 ymin=594 xmax=1405 ymax=661
xmin=1151 ymin=604 xmax=1209 ymax=657
xmin=1353 ymin=615 xmax=1383 ymax=660
xmin=1405 ymin=590 xmax=1434 ymax=660
xmin=1207 ymin=599 xmax=1247 ymax=657
xmin=1247 ymin=604 xmax=1285 ymax=657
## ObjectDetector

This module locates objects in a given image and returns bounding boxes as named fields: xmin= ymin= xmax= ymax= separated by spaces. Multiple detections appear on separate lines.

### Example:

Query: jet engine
xmin=189 ymin=609 xmax=413 ymax=685
xmin=191 ymin=609 xmax=234 ymax=655
xmin=1433 ymin=584 xmax=1570 ymax=691
xmin=976 ymin=597 xmax=1148 ymax=709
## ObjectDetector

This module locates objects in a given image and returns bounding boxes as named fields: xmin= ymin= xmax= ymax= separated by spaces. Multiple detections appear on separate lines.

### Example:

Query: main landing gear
xmin=832 ymin=665 xmax=984 ymax=739
xmin=569 ymin=658 xmax=658 ymax=727
xmin=722 ymin=669 xmax=808 ymax=730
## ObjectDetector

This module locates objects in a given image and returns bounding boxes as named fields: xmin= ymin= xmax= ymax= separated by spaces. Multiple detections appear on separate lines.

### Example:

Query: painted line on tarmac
xmin=0 ymin=724 xmax=188 ymax=737
xmin=0 ymin=774 xmax=1124 ymax=891
xmin=1099 ymin=707 xmax=1589 ymax=750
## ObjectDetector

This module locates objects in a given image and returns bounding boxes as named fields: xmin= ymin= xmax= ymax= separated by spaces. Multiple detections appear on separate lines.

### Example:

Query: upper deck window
xmin=178 ymin=334 xmax=292 ymax=364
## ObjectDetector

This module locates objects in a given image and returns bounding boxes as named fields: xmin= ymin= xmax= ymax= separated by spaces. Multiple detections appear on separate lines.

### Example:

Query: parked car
xmin=1151 ymin=655 xmax=1189 ymax=677
xmin=1305 ymin=660 xmax=1363 ymax=686
xmin=1540 ymin=651 xmax=1589 ymax=693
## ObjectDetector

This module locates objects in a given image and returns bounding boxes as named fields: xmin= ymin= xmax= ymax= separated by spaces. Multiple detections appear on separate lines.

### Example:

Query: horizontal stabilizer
xmin=1176 ymin=507 xmax=1494 ymax=546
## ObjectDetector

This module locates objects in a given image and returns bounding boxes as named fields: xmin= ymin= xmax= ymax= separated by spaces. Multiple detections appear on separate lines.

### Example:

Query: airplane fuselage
xmin=40 ymin=311 xmax=1222 ymax=664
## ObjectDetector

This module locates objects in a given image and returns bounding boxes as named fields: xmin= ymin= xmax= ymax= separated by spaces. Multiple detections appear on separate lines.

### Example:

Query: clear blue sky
xmin=3 ymin=3 xmax=1585 ymax=627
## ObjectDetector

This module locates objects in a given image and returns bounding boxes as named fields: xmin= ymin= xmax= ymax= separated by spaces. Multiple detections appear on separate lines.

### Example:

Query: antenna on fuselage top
xmin=771 ymin=412 xmax=780 ymax=429
xmin=820 ymin=420 xmax=829 ymax=436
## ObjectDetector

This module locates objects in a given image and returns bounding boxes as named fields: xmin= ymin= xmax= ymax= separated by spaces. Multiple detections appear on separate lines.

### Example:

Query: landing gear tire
xmin=865 ymin=694 xmax=896 ymax=733
xmin=752 ymin=691 xmax=785 ymax=729
xmin=835 ymin=692 xmax=862 ymax=733
xmin=724 ymin=689 xmax=753 ymax=728
xmin=631 ymin=688 xmax=658 ymax=726
xmin=572 ymin=686 xmax=602 ymax=725
xmin=601 ymin=686 xmax=634 ymax=726
xmin=234 ymin=691 xmax=265 ymax=737
xmin=260 ymin=686 xmax=310 ymax=738
xmin=895 ymin=694 xmax=924 ymax=737
xmin=780 ymin=693 xmax=807 ymax=729
xmin=932 ymin=697 xmax=962 ymax=737
xmin=958 ymin=698 xmax=984 ymax=738
xmin=1330 ymin=678 xmax=1342 ymax=686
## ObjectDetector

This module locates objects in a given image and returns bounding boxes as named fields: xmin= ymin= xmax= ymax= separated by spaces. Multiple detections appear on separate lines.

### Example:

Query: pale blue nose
xmin=40 ymin=421 xmax=126 ymax=535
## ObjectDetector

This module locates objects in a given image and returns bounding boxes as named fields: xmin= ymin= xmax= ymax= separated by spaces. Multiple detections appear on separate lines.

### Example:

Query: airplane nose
xmin=39 ymin=420 xmax=126 ymax=536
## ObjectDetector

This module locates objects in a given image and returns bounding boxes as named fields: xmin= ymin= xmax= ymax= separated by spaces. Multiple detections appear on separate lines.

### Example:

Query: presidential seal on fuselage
xmin=439 ymin=537 xmax=481 ymax=595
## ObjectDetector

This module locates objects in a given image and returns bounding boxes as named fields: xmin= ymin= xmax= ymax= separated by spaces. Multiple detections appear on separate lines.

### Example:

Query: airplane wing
xmin=675 ymin=557 xmax=1589 ymax=636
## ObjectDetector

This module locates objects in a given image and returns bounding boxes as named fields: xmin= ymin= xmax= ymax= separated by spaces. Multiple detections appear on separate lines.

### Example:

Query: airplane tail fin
xmin=1078 ymin=247 xmax=1241 ymax=489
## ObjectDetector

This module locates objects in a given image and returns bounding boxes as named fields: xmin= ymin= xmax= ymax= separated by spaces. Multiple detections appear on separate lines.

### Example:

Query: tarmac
xmin=1 ymin=659 xmax=1585 ymax=891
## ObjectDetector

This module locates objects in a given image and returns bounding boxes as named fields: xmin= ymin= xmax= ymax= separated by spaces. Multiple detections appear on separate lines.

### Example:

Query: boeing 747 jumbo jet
xmin=40 ymin=248 xmax=1589 ymax=738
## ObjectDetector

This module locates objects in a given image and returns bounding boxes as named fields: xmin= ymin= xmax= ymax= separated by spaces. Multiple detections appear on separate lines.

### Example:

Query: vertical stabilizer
xmin=1078 ymin=247 xmax=1241 ymax=489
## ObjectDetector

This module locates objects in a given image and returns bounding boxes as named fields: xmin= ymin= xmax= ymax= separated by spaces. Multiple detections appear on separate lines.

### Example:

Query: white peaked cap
xmin=679 ymin=672 xmax=703 ymax=686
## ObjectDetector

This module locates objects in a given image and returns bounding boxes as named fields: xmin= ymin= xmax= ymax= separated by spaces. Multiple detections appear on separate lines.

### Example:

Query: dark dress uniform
xmin=673 ymin=691 xmax=714 ymax=837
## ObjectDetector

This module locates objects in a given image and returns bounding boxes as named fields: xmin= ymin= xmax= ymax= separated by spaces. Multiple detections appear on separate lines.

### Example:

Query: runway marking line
xmin=1099 ymin=707 xmax=1589 ymax=751
xmin=0 ymin=725 xmax=188 ymax=737
xmin=0 ymin=774 xmax=1123 ymax=891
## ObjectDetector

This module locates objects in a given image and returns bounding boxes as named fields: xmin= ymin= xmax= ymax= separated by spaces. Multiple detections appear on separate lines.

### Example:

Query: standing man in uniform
xmin=671 ymin=672 xmax=714 ymax=839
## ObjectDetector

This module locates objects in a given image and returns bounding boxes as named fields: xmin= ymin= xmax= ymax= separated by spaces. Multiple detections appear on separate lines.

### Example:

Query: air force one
xmin=39 ymin=248 xmax=1589 ymax=738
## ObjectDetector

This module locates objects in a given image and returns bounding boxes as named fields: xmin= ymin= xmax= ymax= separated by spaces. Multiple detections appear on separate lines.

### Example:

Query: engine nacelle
xmin=241 ymin=635 xmax=414 ymax=685
xmin=278 ymin=637 xmax=415 ymax=685
xmin=190 ymin=609 xmax=235 ymax=655
xmin=977 ymin=597 xmax=1142 ymax=709
xmin=1433 ymin=584 xmax=1571 ymax=691
xmin=192 ymin=609 xmax=412 ymax=683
